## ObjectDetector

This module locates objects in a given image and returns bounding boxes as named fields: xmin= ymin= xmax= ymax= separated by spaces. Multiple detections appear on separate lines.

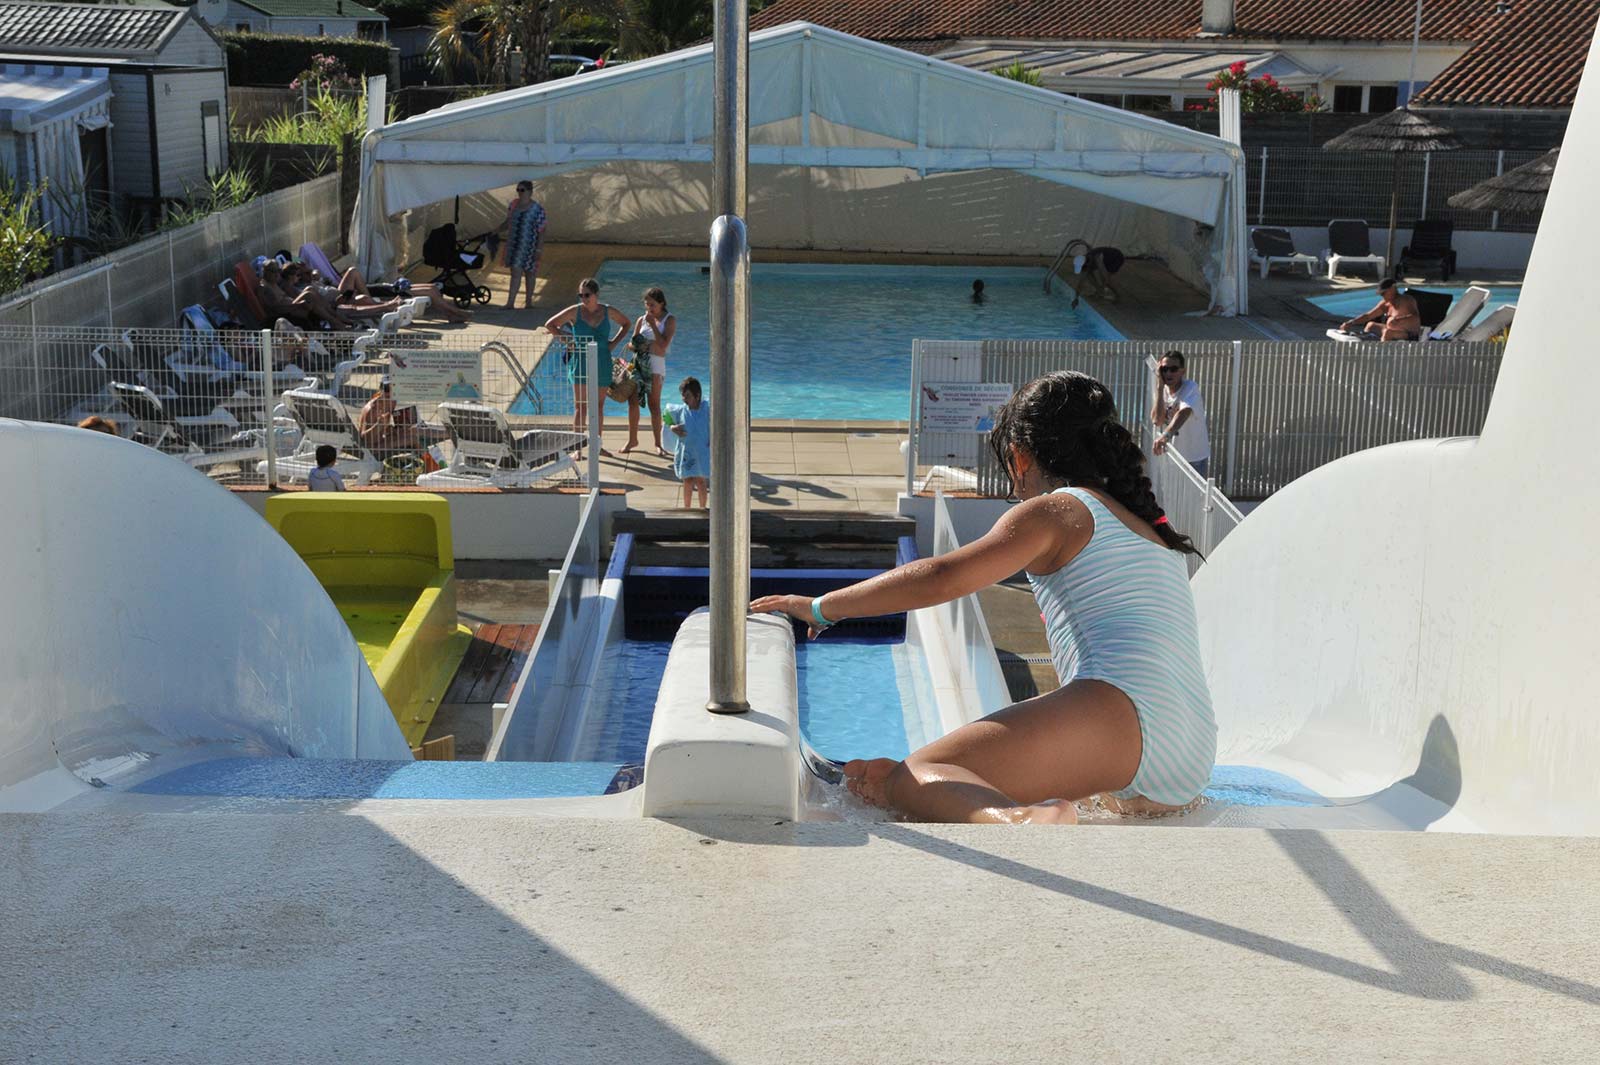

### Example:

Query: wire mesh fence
xmin=1247 ymin=147 xmax=1546 ymax=233
xmin=0 ymin=175 xmax=344 ymax=333
xmin=907 ymin=337 xmax=1504 ymax=502
xmin=1 ymin=324 xmax=607 ymax=491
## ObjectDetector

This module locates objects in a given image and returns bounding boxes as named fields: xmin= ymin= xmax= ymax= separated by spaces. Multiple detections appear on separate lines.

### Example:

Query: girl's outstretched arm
xmin=751 ymin=494 xmax=1085 ymax=637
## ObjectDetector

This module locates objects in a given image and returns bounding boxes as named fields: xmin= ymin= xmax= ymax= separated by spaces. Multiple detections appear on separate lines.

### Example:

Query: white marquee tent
xmin=356 ymin=23 xmax=1248 ymax=314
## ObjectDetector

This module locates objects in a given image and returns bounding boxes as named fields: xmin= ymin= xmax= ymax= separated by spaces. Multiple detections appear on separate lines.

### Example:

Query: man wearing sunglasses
xmin=1151 ymin=350 xmax=1210 ymax=478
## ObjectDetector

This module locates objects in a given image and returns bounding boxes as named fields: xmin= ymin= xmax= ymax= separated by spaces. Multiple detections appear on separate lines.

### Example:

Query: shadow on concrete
xmin=1 ymin=813 xmax=730 ymax=1062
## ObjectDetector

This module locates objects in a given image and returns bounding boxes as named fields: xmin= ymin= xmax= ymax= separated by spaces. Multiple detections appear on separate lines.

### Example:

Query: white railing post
xmin=260 ymin=328 xmax=277 ymax=488
xmin=167 ymin=230 xmax=178 ymax=325
xmin=1257 ymin=146 xmax=1268 ymax=226
xmin=1491 ymin=150 xmax=1505 ymax=232
xmin=103 ymin=266 xmax=113 ymax=326
xmin=1420 ymin=151 xmax=1432 ymax=218
xmin=1225 ymin=339 xmax=1242 ymax=496
xmin=906 ymin=339 xmax=921 ymax=497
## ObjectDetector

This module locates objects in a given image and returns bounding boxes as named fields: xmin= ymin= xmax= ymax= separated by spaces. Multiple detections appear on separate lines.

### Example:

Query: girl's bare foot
xmin=655 ymin=448 xmax=672 ymax=459
xmin=621 ymin=440 xmax=639 ymax=453
xmin=843 ymin=758 xmax=900 ymax=807
xmin=1014 ymin=799 xmax=1079 ymax=825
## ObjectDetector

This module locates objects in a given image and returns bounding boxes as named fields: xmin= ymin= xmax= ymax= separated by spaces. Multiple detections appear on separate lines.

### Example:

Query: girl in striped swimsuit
xmin=752 ymin=371 xmax=1215 ymax=823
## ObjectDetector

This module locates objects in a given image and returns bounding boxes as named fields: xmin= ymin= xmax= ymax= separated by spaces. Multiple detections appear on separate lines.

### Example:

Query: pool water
xmin=795 ymin=637 xmax=934 ymax=763
xmin=595 ymin=639 xmax=673 ymax=765
xmin=523 ymin=262 xmax=1124 ymax=422
xmin=1308 ymin=285 xmax=1520 ymax=321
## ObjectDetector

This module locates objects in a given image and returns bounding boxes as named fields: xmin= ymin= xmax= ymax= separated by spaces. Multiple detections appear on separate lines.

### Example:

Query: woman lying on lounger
xmin=753 ymin=371 xmax=1217 ymax=824
xmin=259 ymin=261 xmax=352 ymax=330
xmin=296 ymin=262 xmax=471 ymax=324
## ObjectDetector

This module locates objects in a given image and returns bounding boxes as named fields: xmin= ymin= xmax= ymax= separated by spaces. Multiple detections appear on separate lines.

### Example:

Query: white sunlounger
xmin=416 ymin=402 xmax=583 ymax=489
xmin=1426 ymin=286 xmax=1491 ymax=340
xmin=1456 ymin=304 xmax=1516 ymax=342
xmin=265 ymin=388 xmax=385 ymax=485
xmin=1249 ymin=226 xmax=1319 ymax=279
xmin=1323 ymin=219 xmax=1387 ymax=280
xmin=108 ymin=382 xmax=261 ymax=470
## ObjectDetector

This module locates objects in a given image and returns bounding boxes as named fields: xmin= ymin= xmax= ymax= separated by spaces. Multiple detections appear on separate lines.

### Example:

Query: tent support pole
xmin=707 ymin=0 xmax=751 ymax=714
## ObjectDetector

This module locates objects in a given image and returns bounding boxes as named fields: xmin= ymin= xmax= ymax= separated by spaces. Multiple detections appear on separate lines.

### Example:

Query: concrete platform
xmin=2 ymin=810 xmax=1595 ymax=1063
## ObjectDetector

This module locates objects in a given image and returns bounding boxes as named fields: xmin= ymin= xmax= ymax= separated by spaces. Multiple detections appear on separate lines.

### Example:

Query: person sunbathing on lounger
xmin=1340 ymin=278 xmax=1421 ymax=342
xmin=295 ymin=262 xmax=471 ymax=324
xmin=260 ymin=261 xmax=353 ymax=330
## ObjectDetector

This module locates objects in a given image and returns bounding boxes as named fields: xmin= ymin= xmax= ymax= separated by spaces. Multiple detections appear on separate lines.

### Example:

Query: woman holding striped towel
xmin=752 ymin=371 xmax=1215 ymax=824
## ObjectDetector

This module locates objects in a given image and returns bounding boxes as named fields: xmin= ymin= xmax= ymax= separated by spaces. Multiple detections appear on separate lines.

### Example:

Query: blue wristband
xmin=811 ymin=596 xmax=834 ymax=629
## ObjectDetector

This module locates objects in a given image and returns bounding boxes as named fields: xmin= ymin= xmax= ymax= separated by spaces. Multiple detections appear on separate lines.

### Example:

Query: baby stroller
xmin=420 ymin=223 xmax=493 ymax=308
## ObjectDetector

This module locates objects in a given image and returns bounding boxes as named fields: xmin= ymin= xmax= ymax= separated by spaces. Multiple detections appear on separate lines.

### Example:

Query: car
xmin=548 ymin=54 xmax=602 ymax=75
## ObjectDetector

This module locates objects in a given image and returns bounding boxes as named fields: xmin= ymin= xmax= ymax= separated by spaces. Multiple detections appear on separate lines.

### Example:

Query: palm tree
xmin=616 ymin=0 xmax=709 ymax=56
xmin=429 ymin=0 xmax=573 ymax=86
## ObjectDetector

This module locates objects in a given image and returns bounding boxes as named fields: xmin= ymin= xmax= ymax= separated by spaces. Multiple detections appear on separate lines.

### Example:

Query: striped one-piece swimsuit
xmin=1026 ymin=487 xmax=1217 ymax=806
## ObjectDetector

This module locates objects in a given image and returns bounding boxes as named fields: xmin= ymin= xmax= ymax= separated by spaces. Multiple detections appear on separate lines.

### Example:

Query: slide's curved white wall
xmin=1193 ymin=21 xmax=1600 ymax=836
xmin=0 ymin=421 xmax=410 ymax=811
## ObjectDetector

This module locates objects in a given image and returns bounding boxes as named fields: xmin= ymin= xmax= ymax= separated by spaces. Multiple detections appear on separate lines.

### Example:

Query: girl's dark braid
xmin=989 ymin=371 xmax=1199 ymax=555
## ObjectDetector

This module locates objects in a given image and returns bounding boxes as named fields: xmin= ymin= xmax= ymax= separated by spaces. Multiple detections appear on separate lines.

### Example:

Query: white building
xmin=212 ymin=0 xmax=387 ymax=40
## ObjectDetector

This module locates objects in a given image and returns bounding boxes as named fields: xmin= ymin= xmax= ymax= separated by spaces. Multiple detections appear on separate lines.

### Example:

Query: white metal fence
xmin=906 ymin=337 xmax=1502 ymax=501
xmin=2 ymin=323 xmax=607 ymax=490
xmin=0 ymin=174 xmax=343 ymax=333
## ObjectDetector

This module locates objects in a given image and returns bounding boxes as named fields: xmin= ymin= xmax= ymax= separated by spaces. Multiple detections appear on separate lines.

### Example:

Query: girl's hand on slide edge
xmin=750 ymin=593 xmax=826 ymax=640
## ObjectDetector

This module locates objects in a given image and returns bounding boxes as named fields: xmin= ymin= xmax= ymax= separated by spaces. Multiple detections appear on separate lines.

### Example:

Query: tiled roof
xmin=1411 ymin=0 xmax=1600 ymax=107
xmin=0 ymin=1 xmax=187 ymax=58
xmin=751 ymin=0 xmax=1492 ymax=48
xmin=751 ymin=0 xmax=1600 ymax=107
xmin=234 ymin=0 xmax=385 ymax=20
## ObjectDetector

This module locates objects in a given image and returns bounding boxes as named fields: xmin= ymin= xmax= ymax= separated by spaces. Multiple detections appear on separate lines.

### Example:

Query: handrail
xmin=1043 ymin=237 xmax=1088 ymax=293
xmin=482 ymin=339 xmax=540 ymax=414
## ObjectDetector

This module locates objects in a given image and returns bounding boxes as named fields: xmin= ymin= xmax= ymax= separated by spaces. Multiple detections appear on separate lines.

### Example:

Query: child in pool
xmin=664 ymin=376 xmax=710 ymax=509
xmin=751 ymin=371 xmax=1216 ymax=824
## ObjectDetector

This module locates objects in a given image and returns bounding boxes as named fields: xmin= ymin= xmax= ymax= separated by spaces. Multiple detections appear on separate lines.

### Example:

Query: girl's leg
xmin=506 ymin=269 xmax=523 ymax=309
xmin=648 ymin=375 xmax=666 ymax=454
xmin=572 ymin=384 xmax=585 ymax=435
xmin=681 ymin=479 xmax=692 ymax=508
xmin=523 ymin=267 xmax=536 ymax=308
xmin=845 ymin=679 xmax=1143 ymax=824
xmin=696 ymin=477 xmax=708 ymax=508
xmin=623 ymin=396 xmax=641 ymax=451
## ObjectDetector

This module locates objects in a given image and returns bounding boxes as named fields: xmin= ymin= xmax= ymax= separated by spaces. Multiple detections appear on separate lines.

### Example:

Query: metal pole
xmin=587 ymin=338 xmax=600 ymax=491
xmin=707 ymin=0 xmax=750 ymax=714
xmin=1405 ymin=0 xmax=1424 ymax=105
xmin=905 ymin=339 xmax=921 ymax=498
xmin=707 ymin=215 xmax=751 ymax=714
xmin=260 ymin=328 xmax=277 ymax=488
xmin=712 ymin=0 xmax=747 ymax=218
xmin=1225 ymin=340 xmax=1242 ymax=496
xmin=1491 ymin=150 xmax=1504 ymax=232
xmin=1257 ymin=147 xmax=1267 ymax=226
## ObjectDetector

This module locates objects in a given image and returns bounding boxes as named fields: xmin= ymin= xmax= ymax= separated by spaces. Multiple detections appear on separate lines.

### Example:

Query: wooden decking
xmin=442 ymin=623 xmax=539 ymax=707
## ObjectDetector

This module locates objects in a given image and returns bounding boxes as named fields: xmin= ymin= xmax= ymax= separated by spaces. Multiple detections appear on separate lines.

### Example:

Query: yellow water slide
xmin=265 ymin=494 xmax=472 ymax=749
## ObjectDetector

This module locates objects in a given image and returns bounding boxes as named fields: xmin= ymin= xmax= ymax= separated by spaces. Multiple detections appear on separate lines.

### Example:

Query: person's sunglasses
xmin=1160 ymin=366 xmax=1183 ymax=374
xmin=579 ymin=290 xmax=597 ymax=299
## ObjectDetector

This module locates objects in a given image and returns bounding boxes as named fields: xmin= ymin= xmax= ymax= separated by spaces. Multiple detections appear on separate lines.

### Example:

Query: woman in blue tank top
xmin=752 ymin=371 xmax=1215 ymax=823
xmin=543 ymin=276 xmax=631 ymax=442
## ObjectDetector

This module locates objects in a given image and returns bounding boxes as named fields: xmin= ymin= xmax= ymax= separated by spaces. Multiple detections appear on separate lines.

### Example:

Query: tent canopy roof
xmin=0 ymin=63 xmax=108 ymax=133
xmin=367 ymin=22 xmax=1243 ymax=226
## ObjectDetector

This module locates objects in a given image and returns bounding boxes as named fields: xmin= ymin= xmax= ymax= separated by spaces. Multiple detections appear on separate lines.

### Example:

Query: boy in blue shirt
xmin=664 ymin=376 xmax=710 ymax=509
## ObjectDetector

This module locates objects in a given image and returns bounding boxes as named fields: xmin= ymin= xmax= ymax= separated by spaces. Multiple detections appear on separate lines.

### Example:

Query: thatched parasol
xmin=1448 ymin=148 xmax=1559 ymax=215
xmin=1323 ymin=108 xmax=1463 ymax=269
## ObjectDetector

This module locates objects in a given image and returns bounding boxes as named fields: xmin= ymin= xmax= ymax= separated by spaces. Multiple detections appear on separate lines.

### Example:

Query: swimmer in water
xmin=971 ymin=279 xmax=985 ymax=304
xmin=753 ymin=371 xmax=1217 ymax=824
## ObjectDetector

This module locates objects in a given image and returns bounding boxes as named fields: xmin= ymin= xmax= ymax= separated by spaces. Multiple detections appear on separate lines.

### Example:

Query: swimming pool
xmin=544 ymin=261 xmax=1125 ymax=422
xmin=1308 ymin=285 xmax=1520 ymax=320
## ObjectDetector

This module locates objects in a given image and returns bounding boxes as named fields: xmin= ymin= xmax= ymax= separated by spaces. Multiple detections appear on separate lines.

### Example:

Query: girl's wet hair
xmin=680 ymin=375 xmax=702 ymax=400
xmin=644 ymin=286 xmax=667 ymax=312
xmin=988 ymin=371 xmax=1198 ymax=555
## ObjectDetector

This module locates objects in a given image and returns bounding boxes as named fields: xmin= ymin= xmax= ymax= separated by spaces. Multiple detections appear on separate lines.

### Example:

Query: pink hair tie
xmin=1153 ymin=516 xmax=1170 ymax=526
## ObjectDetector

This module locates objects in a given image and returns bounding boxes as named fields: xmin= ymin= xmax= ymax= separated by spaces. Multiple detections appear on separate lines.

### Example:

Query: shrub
xmin=0 ymin=179 xmax=52 ymax=296
xmin=993 ymin=61 xmax=1043 ymax=87
xmin=1195 ymin=61 xmax=1324 ymax=113
xmin=222 ymin=32 xmax=392 ymax=86
xmin=290 ymin=53 xmax=361 ymax=94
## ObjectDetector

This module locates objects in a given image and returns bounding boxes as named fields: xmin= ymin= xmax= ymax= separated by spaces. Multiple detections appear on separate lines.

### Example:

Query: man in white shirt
xmin=1151 ymin=350 xmax=1211 ymax=478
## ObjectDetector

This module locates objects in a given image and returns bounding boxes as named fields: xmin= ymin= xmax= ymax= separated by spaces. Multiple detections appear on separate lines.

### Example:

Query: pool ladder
xmin=1043 ymin=238 xmax=1089 ymax=293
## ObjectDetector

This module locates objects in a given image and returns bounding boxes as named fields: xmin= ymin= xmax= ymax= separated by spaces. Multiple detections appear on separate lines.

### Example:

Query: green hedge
xmin=222 ymin=32 xmax=392 ymax=86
